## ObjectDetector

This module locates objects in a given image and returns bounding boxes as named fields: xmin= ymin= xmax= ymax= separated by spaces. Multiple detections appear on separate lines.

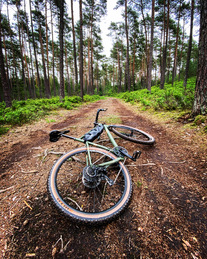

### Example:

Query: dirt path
xmin=0 ymin=98 xmax=206 ymax=258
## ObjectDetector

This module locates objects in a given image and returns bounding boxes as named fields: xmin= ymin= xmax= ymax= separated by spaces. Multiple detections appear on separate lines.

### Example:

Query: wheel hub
xmin=82 ymin=166 xmax=101 ymax=188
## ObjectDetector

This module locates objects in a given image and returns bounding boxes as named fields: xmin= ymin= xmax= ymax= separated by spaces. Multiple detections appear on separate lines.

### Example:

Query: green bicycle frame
xmin=62 ymin=124 xmax=124 ymax=168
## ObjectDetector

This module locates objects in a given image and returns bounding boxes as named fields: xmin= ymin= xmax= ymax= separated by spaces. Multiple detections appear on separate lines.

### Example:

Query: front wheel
xmin=48 ymin=147 xmax=132 ymax=224
xmin=109 ymin=125 xmax=155 ymax=145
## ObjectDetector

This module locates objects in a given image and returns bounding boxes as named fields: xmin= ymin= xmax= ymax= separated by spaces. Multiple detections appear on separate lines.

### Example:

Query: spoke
xmin=114 ymin=158 xmax=126 ymax=184
xmin=92 ymin=153 xmax=107 ymax=165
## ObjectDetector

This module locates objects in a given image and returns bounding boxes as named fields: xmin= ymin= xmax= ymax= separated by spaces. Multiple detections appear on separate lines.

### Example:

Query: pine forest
xmin=0 ymin=0 xmax=206 ymax=115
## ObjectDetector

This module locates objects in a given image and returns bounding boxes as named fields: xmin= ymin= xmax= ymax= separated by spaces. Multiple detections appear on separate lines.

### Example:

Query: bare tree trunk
xmin=50 ymin=0 xmax=56 ymax=96
xmin=132 ymin=37 xmax=136 ymax=90
xmin=0 ymin=8 xmax=12 ymax=107
xmin=16 ymin=2 xmax=27 ymax=99
xmin=39 ymin=25 xmax=50 ymax=98
xmin=29 ymin=0 xmax=41 ymax=97
xmin=71 ymin=0 xmax=78 ymax=86
xmin=193 ymin=0 xmax=207 ymax=115
xmin=183 ymin=0 xmax=194 ymax=90
xmin=79 ymin=0 xmax=84 ymax=100
xmin=178 ymin=17 xmax=185 ymax=81
xmin=59 ymin=0 xmax=65 ymax=100
xmin=160 ymin=0 xmax=170 ymax=89
xmin=45 ymin=0 xmax=50 ymax=93
xmin=172 ymin=0 xmax=181 ymax=86
xmin=125 ymin=0 xmax=130 ymax=91
xmin=147 ymin=0 xmax=155 ymax=92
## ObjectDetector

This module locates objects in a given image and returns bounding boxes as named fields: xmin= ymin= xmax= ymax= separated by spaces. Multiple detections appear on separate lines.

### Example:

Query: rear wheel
xmin=109 ymin=125 xmax=155 ymax=145
xmin=48 ymin=147 xmax=132 ymax=224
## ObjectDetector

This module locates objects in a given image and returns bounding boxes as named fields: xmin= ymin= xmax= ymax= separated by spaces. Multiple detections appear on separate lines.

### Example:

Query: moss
xmin=194 ymin=115 xmax=206 ymax=125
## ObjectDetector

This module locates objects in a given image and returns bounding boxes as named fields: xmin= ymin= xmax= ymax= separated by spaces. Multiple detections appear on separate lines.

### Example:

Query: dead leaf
xmin=52 ymin=247 xmax=57 ymax=257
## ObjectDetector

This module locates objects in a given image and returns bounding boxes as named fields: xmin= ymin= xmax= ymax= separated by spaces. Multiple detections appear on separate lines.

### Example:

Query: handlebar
xmin=94 ymin=108 xmax=107 ymax=125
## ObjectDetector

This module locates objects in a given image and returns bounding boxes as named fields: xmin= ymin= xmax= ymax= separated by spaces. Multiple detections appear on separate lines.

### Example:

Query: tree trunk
xmin=141 ymin=0 xmax=149 ymax=89
xmin=0 ymin=10 xmax=12 ymax=107
xmin=39 ymin=25 xmax=50 ymax=98
xmin=160 ymin=0 xmax=170 ymax=89
xmin=87 ymin=37 xmax=91 ymax=94
xmin=45 ymin=0 xmax=50 ymax=93
xmin=178 ymin=17 xmax=185 ymax=81
xmin=59 ymin=0 xmax=65 ymax=100
xmin=172 ymin=0 xmax=181 ymax=86
xmin=71 ymin=0 xmax=78 ymax=86
xmin=125 ymin=0 xmax=130 ymax=91
xmin=79 ymin=0 xmax=84 ymax=100
xmin=50 ymin=0 xmax=56 ymax=96
xmin=16 ymin=2 xmax=27 ymax=99
xmin=147 ymin=0 xmax=155 ymax=92
xmin=183 ymin=0 xmax=194 ymax=90
xmin=193 ymin=0 xmax=207 ymax=115
xmin=29 ymin=0 xmax=41 ymax=97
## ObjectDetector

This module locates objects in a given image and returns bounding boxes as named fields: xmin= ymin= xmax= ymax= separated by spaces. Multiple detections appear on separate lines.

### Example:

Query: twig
xmin=24 ymin=200 xmax=33 ymax=210
xmin=21 ymin=170 xmax=38 ymax=174
xmin=53 ymin=235 xmax=71 ymax=254
xmin=137 ymin=163 xmax=156 ymax=166
xmin=67 ymin=197 xmax=83 ymax=211
xmin=160 ymin=167 xmax=164 ymax=176
xmin=0 ymin=186 xmax=15 ymax=194
xmin=165 ymin=161 xmax=186 ymax=164
xmin=48 ymin=151 xmax=66 ymax=155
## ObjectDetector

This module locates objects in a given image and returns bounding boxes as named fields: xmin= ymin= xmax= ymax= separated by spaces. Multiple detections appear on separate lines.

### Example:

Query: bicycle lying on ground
xmin=48 ymin=109 xmax=155 ymax=224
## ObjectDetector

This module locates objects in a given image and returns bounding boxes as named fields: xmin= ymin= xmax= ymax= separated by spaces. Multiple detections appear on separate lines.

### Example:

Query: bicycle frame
xmin=62 ymin=123 xmax=125 ymax=168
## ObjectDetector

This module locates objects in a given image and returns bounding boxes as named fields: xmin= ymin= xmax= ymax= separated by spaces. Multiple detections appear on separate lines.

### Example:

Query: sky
xmin=72 ymin=0 xmax=123 ymax=58
xmin=99 ymin=1 xmax=123 ymax=57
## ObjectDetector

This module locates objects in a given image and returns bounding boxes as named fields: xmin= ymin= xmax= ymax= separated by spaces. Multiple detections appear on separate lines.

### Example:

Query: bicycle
xmin=48 ymin=108 xmax=155 ymax=224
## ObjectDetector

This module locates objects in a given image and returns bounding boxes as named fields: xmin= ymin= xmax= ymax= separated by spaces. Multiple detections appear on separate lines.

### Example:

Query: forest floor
xmin=0 ymin=98 xmax=207 ymax=258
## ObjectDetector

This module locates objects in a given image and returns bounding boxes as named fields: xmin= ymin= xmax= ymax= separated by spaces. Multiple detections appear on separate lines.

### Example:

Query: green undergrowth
xmin=117 ymin=77 xmax=196 ymax=111
xmin=116 ymin=77 xmax=207 ymax=133
xmin=0 ymin=95 xmax=104 ymax=135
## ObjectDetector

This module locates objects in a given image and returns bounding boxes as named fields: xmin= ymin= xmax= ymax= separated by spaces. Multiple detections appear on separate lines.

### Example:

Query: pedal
xmin=132 ymin=151 xmax=141 ymax=161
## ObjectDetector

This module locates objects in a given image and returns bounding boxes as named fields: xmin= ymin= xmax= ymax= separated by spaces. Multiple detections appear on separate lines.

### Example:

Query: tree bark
xmin=160 ymin=0 xmax=170 ymax=89
xmin=39 ymin=24 xmax=50 ymax=98
xmin=79 ymin=0 xmax=84 ymax=100
xmin=172 ymin=0 xmax=181 ymax=86
xmin=59 ymin=0 xmax=65 ymax=100
xmin=147 ymin=0 xmax=155 ymax=92
xmin=193 ymin=0 xmax=207 ymax=115
xmin=0 ymin=9 xmax=12 ymax=107
xmin=183 ymin=0 xmax=194 ymax=90
xmin=125 ymin=0 xmax=130 ymax=91
xmin=71 ymin=0 xmax=78 ymax=85
xmin=29 ymin=0 xmax=41 ymax=96
xmin=50 ymin=0 xmax=56 ymax=96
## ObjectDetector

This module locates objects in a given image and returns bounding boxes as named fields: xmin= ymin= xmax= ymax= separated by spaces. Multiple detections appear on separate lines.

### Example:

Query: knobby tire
xmin=48 ymin=147 xmax=132 ymax=224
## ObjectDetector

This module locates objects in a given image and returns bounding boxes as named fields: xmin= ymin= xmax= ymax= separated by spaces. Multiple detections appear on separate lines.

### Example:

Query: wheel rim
xmin=49 ymin=147 xmax=131 ymax=221
xmin=112 ymin=125 xmax=150 ymax=142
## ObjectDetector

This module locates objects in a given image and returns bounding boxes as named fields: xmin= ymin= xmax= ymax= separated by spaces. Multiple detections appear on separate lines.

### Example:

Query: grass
xmin=0 ymin=95 xmax=104 ymax=136
xmin=101 ymin=115 xmax=122 ymax=125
